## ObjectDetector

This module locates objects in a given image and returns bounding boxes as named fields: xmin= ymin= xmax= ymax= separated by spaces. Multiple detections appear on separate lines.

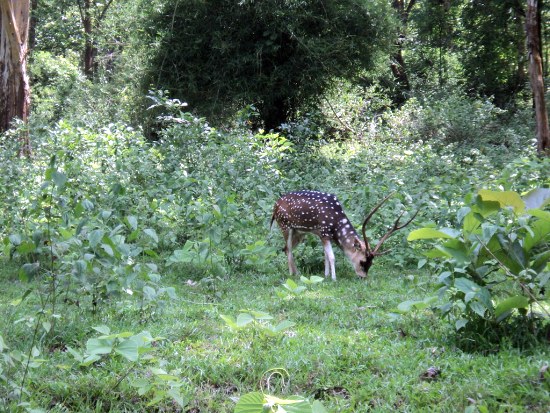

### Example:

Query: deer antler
xmin=371 ymin=209 xmax=419 ymax=255
xmin=361 ymin=191 xmax=396 ymax=252
xmin=361 ymin=192 xmax=419 ymax=255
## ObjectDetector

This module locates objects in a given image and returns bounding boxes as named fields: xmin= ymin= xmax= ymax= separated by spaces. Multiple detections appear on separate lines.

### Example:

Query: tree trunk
xmin=0 ymin=0 xmax=31 ymax=155
xmin=82 ymin=0 xmax=95 ymax=79
xmin=29 ymin=0 xmax=37 ymax=50
xmin=526 ymin=0 xmax=549 ymax=156
xmin=390 ymin=0 xmax=416 ymax=106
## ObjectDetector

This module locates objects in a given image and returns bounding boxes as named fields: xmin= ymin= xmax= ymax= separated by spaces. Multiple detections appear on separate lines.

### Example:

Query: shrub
xmin=406 ymin=189 xmax=550 ymax=349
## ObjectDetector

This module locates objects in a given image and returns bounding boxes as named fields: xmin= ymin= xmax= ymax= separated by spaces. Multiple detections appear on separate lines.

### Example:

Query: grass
xmin=1 ymin=255 xmax=548 ymax=412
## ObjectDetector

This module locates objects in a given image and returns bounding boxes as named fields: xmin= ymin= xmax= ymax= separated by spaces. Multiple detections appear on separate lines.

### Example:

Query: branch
xmin=98 ymin=0 xmax=116 ymax=23
xmin=322 ymin=96 xmax=357 ymax=136
xmin=76 ymin=0 xmax=85 ymax=25
xmin=474 ymin=235 xmax=550 ymax=318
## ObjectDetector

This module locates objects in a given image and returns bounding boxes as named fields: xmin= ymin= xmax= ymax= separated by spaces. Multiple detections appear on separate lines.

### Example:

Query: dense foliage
xmin=0 ymin=0 xmax=548 ymax=411
xmin=144 ymin=0 xmax=394 ymax=129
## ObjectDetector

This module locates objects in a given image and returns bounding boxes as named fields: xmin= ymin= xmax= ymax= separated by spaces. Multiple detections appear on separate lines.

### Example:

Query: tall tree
xmin=0 ymin=0 xmax=31 ymax=155
xmin=77 ymin=0 xmax=116 ymax=79
xmin=460 ymin=0 xmax=527 ymax=106
xmin=146 ymin=0 xmax=394 ymax=131
xmin=526 ymin=0 xmax=549 ymax=155
xmin=390 ymin=0 xmax=416 ymax=105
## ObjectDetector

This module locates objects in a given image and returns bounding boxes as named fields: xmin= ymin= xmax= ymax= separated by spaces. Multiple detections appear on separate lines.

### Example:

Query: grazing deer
xmin=271 ymin=190 xmax=417 ymax=280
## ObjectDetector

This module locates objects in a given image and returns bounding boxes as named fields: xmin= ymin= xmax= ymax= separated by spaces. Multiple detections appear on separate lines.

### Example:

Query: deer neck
xmin=333 ymin=218 xmax=367 ymax=276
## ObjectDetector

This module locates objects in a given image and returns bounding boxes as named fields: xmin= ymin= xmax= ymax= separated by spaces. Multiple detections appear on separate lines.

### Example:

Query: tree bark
xmin=526 ymin=0 xmax=549 ymax=156
xmin=0 ymin=0 xmax=31 ymax=155
xmin=78 ymin=0 xmax=116 ymax=79
xmin=390 ymin=0 xmax=416 ymax=105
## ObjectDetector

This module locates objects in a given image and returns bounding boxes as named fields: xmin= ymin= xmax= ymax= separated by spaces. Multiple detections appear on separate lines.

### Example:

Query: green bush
xmin=406 ymin=189 xmax=549 ymax=348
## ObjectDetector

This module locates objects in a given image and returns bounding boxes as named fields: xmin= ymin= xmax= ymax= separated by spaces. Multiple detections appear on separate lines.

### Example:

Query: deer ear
xmin=353 ymin=236 xmax=363 ymax=251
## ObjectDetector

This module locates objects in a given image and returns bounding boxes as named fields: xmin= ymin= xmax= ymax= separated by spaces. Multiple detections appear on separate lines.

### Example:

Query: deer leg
xmin=284 ymin=229 xmax=299 ymax=275
xmin=322 ymin=239 xmax=336 ymax=281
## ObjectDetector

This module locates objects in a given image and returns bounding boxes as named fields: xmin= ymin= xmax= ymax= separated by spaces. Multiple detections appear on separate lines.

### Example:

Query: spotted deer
xmin=271 ymin=190 xmax=417 ymax=280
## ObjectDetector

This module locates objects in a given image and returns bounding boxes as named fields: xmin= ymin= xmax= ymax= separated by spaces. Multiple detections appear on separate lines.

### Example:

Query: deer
xmin=271 ymin=190 xmax=418 ymax=280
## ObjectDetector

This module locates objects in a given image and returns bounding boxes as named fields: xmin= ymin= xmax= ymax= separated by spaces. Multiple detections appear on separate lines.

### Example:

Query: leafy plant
xmin=235 ymin=368 xmax=327 ymax=413
xmin=235 ymin=391 xmax=327 ymax=413
xmin=129 ymin=366 xmax=189 ymax=409
xmin=66 ymin=325 xmax=159 ymax=366
xmin=406 ymin=189 xmax=549 ymax=343
xmin=67 ymin=326 xmax=188 ymax=409
xmin=0 ymin=332 xmax=46 ymax=407
xmin=220 ymin=310 xmax=296 ymax=336
xmin=277 ymin=276 xmax=324 ymax=297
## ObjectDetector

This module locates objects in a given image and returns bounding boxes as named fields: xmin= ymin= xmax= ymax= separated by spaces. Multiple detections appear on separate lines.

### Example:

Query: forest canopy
xmin=145 ymin=0 xmax=395 ymax=130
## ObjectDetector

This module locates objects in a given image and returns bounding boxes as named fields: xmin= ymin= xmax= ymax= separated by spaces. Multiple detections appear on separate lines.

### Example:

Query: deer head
xmin=359 ymin=192 xmax=419 ymax=276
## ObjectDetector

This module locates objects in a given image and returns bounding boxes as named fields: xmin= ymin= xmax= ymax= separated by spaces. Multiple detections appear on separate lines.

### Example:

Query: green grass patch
xmin=1 ymin=262 xmax=548 ymax=412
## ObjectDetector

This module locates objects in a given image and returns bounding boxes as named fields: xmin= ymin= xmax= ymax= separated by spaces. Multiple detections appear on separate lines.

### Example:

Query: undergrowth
xmin=0 ymin=88 xmax=548 ymax=411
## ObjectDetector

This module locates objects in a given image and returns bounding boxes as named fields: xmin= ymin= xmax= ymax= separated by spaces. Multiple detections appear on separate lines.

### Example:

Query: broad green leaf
xmin=532 ymin=250 xmax=550 ymax=273
xmin=92 ymin=325 xmax=111 ymax=335
xmin=235 ymin=391 xmax=265 ymax=413
xmin=144 ymin=228 xmax=159 ymax=243
xmin=42 ymin=321 xmax=51 ymax=333
xmin=300 ymin=276 xmax=324 ymax=284
xmin=154 ymin=373 xmax=180 ymax=381
xmin=97 ymin=331 xmax=134 ymax=340
xmin=150 ymin=367 xmax=168 ymax=375
xmin=480 ymin=223 xmax=499 ymax=243
xmin=127 ymin=215 xmax=138 ymax=230
xmin=271 ymin=320 xmax=296 ymax=332
xmin=496 ymin=234 xmax=526 ymax=270
xmin=524 ymin=219 xmax=550 ymax=252
xmin=312 ymin=400 xmax=329 ymax=413
xmin=236 ymin=313 xmax=255 ymax=327
xmin=247 ymin=310 xmax=273 ymax=320
xmin=88 ymin=229 xmax=104 ymax=248
xmin=19 ymin=263 xmax=39 ymax=282
xmin=285 ymin=279 xmax=299 ymax=289
xmin=81 ymin=199 xmax=94 ymax=210
xmin=455 ymin=318 xmax=468 ymax=331
xmin=423 ymin=248 xmax=449 ymax=259
xmin=462 ymin=210 xmax=482 ymax=233
xmin=397 ymin=300 xmax=423 ymax=313
xmin=147 ymin=390 xmax=168 ymax=406
xmin=86 ymin=338 xmax=113 ymax=355
xmin=407 ymin=228 xmax=455 ymax=241
xmin=16 ymin=240 xmax=36 ymax=254
xmin=9 ymin=233 xmax=22 ymax=245
xmin=51 ymin=170 xmax=68 ymax=189
xmin=456 ymin=206 xmax=471 ymax=224
xmin=129 ymin=377 xmax=150 ymax=388
xmin=265 ymin=395 xmax=312 ymax=413
xmin=220 ymin=314 xmax=239 ymax=329
xmin=434 ymin=244 xmax=469 ymax=265
xmin=495 ymin=296 xmax=529 ymax=320
xmin=31 ymin=346 xmax=40 ymax=358
xmin=65 ymin=346 xmax=83 ymax=362
xmin=80 ymin=354 xmax=101 ymax=366
xmin=469 ymin=301 xmax=487 ymax=318
xmin=478 ymin=189 xmax=525 ymax=213
xmin=101 ymin=243 xmax=114 ymax=256
xmin=528 ymin=209 xmax=550 ymax=222
xmin=115 ymin=338 xmax=139 ymax=361
xmin=167 ymin=388 xmax=187 ymax=408
xmin=454 ymin=278 xmax=481 ymax=303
